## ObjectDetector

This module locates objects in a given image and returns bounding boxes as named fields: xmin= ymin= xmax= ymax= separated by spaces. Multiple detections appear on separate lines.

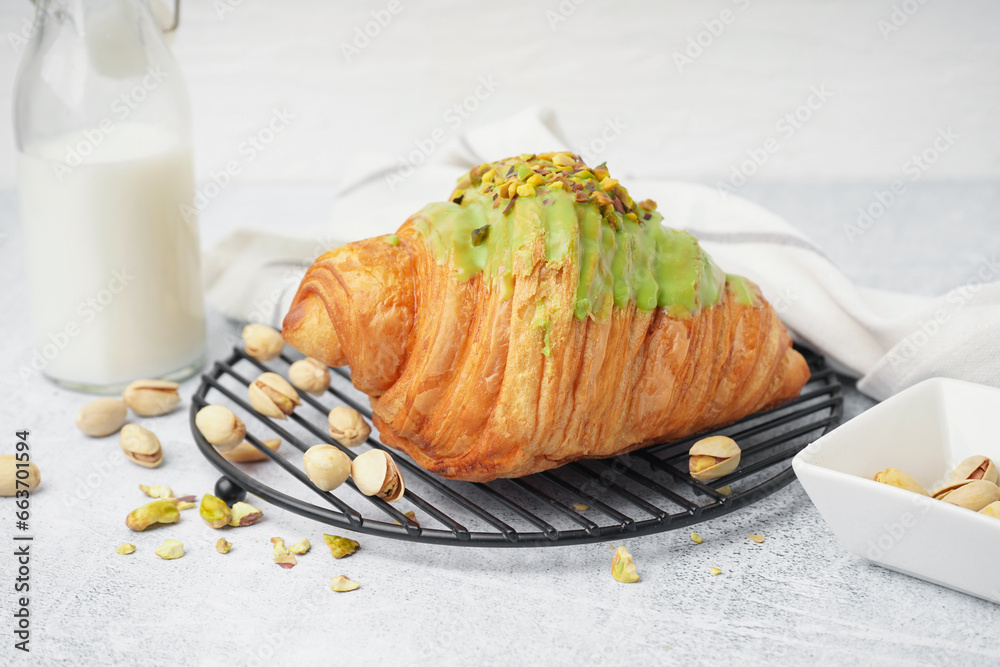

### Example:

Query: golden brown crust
xmin=283 ymin=221 xmax=810 ymax=482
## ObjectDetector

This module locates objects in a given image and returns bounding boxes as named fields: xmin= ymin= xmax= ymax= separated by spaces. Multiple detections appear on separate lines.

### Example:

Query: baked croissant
xmin=283 ymin=153 xmax=810 ymax=482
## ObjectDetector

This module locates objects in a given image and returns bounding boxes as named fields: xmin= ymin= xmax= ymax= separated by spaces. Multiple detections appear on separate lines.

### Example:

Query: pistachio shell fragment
xmin=351 ymin=449 xmax=405 ymax=501
xmin=242 ymin=323 xmax=284 ymax=361
xmin=221 ymin=438 xmax=281 ymax=463
xmin=126 ymin=499 xmax=180 ymax=531
xmin=980 ymin=501 xmax=1000 ymax=519
xmin=330 ymin=576 xmax=359 ymax=592
xmin=199 ymin=494 xmax=232 ymax=529
xmin=327 ymin=406 xmax=371 ymax=447
xmin=303 ymin=445 xmax=352 ymax=492
xmin=611 ymin=545 xmax=639 ymax=583
xmin=949 ymin=455 xmax=999 ymax=486
xmin=119 ymin=424 xmax=163 ymax=468
xmin=248 ymin=372 xmax=301 ymax=420
xmin=288 ymin=357 xmax=331 ymax=396
xmin=122 ymin=379 xmax=180 ymax=417
xmin=933 ymin=479 xmax=1000 ymax=511
xmin=872 ymin=468 xmax=928 ymax=495
xmin=323 ymin=534 xmax=360 ymax=559
xmin=75 ymin=397 xmax=127 ymax=437
xmin=216 ymin=537 xmax=233 ymax=553
xmin=195 ymin=405 xmax=246 ymax=452
xmin=0 ymin=456 xmax=40 ymax=496
xmin=155 ymin=539 xmax=184 ymax=560
xmin=228 ymin=501 xmax=263 ymax=527
xmin=688 ymin=436 xmax=741 ymax=482
xmin=116 ymin=543 xmax=136 ymax=555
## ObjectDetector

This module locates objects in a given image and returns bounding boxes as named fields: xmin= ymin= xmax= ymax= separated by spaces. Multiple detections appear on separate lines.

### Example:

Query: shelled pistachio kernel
xmin=330 ymin=576 xmax=359 ymax=592
xmin=139 ymin=484 xmax=173 ymax=499
xmin=288 ymin=357 xmax=331 ymax=396
xmin=351 ymin=449 xmax=405 ymax=501
xmin=688 ymin=436 xmax=741 ymax=482
xmin=0 ymin=456 xmax=40 ymax=497
xmin=122 ymin=379 xmax=180 ymax=417
xmin=328 ymin=406 xmax=371 ymax=447
xmin=611 ymin=545 xmax=639 ymax=583
xmin=155 ymin=539 xmax=184 ymax=560
xmin=116 ymin=543 xmax=136 ymax=555
xmin=248 ymin=372 xmax=301 ymax=420
xmin=710 ymin=567 xmax=723 ymax=576
xmin=303 ymin=445 xmax=352 ymax=492
xmin=323 ymin=534 xmax=360 ymax=559
xmin=228 ymin=501 xmax=263 ymax=527
xmin=119 ymin=424 xmax=163 ymax=468
xmin=221 ymin=438 xmax=281 ymax=463
xmin=200 ymin=494 xmax=232 ymax=529
xmin=690 ymin=533 xmax=703 ymax=544
xmin=242 ymin=323 xmax=284 ymax=361
xmin=872 ymin=468 xmax=929 ymax=495
xmin=288 ymin=538 xmax=310 ymax=555
xmin=216 ymin=538 xmax=233 ymax=554
xmin=75 ymin=397 xmax=127 ymax=437
xmin=195 ymin=405 xmax=246 ymax=452
xmin=748 ymin=534 xmax=765 ymax=544
xmin=125 ymin=499 xmax=180 ymax=531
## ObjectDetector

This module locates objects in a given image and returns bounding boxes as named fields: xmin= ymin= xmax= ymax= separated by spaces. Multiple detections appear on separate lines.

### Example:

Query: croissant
xmin=283 ymin=153 xmax=810 ymax=482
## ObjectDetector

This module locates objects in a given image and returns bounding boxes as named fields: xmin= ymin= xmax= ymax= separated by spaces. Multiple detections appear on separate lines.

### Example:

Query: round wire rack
xmin=191 ymin=344 xmax=842 ymax=547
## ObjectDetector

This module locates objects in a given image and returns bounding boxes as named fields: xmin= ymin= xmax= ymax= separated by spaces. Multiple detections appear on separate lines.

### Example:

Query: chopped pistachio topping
xmin=690 ymin=532 xmax=703 ymax=544
xmin=748 ymin=534 xmax=765 ymax=544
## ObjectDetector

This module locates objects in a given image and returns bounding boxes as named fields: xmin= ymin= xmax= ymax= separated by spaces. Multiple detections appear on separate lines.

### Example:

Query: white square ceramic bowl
xmin=792 ymin=377 xmax=1000 ymax=604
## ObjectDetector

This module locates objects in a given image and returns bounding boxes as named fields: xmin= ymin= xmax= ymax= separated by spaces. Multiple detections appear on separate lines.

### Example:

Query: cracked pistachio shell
xmin=126 ymin=499 xmax=180 ymax=531
xmin=611 ymin=546 xmax=639 ymax=583
xmin=155 ymin=539 xmax=184 ymax=560
xmin=980 ymin=501 xmax=1000 ymax=519
xmin=248 ymin=372 xmax=301 ymax=420
xmin=288 ymin=357 xmax=331 ymax=396
xmin=242 ymin=323 xmax=284 ymax=361
xmin=688 ymin=436 xmax=741 ymax=482
xmin=872 ymin=468 xmax=928 ymax=496
xmin=328 ymin=406 xmax=371 ymax=447
xmin=200 ymin=494 xmax=232 ymax=529
xmin=75 ymin=397 xmax=127 ymax=437
xmin=119 ymin=424 xmax=163 ymax=468
xmin=948 ymin=455 xmax=999 ymax=486
xmin=122 ymin=379 xmax=180 ymax=417
xmin=351 ymin=449 xmax=405 ymax=501
xmin=933 ymin=479 xmax=1000 ymax=511
xmin=195 ymin=405 xmax=246 ymax=452
xmin=303 ymin=445 xmax=352 ymax=492
xmin=0 ymin=456 xmax=40 ymax=496
xmin=222 ymin=438 xmax=281 ymax=463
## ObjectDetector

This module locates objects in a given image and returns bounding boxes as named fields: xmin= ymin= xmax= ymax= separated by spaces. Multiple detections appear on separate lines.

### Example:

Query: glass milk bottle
xmin=14 ymin=0 xmax=205 ymax=393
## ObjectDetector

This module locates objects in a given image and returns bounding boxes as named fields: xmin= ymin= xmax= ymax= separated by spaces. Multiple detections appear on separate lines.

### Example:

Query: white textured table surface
xmin=0 ymin=183 xmax=997 ymax=666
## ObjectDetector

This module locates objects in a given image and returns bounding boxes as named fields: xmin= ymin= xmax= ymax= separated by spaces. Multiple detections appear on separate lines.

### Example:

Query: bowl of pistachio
xmin=793 ymin=377 xmax=1000 ymax=605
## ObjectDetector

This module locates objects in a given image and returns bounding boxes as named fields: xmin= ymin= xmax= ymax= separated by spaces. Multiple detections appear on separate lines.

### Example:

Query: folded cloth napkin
xmin=204 ymin=108 xmax=1000 ymax=402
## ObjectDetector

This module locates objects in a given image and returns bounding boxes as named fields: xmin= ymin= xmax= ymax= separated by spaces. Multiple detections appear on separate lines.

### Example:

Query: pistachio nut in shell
xmin=351 ymin=449 xmax=405 ymax=501
xmin=75 ymin=397 xmax=127 ymax=437
xmin=119 ymin=424 xmax=163 ymax=468
xmin=611 ymin=545 xmax=639 ymax=583
xmin=933 ymin=479 xmax=1000 ymax=511
xmin=242 ymin=323 xmax=284 ymax=361
xmin=980 ymin=501 xmax=1000 ymax=519
xmin=221 ymin=438 xmax=281 ymax=463
xmin=0 ymin=456 xmax=40 ymax=496
xmin=328 ymin=406 xmax=371 ymax=447
xmin=303 ymin=445 xmax=352 ymax=492
xmin=948 ymin=455 xmax=999 ymax=486
xmin=122 ymin=379 xmax=181 ymax=417
xmin=248 ymin=372 xmax=301 ymax=420
xmin=872 ymin=468 xmax=928 ymax=496
xmin=195 ymin=405 xmax=246 ymax=452
xmin=200 ymin=494 xmax=232 ymax=529
xmin=688 ymin=436 xmax=741 ymax=482
xmin=126 ymin=499 xmax=180 ymax=531
xmin=288 ymin=357 xmax=331 ymax=396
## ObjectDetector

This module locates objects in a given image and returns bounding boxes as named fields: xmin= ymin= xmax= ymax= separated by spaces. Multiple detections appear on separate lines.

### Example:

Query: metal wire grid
xmin=191 ymin=345 xmax=842 ymax=547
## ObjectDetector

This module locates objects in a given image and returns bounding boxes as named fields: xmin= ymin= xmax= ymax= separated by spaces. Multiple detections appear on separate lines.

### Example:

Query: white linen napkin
xmin=203 ymin=108 xmax=1000 ymax=402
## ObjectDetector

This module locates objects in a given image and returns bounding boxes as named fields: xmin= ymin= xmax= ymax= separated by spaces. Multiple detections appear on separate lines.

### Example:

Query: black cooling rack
xmin=190 ymin=344 xmax=841 ymax=547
